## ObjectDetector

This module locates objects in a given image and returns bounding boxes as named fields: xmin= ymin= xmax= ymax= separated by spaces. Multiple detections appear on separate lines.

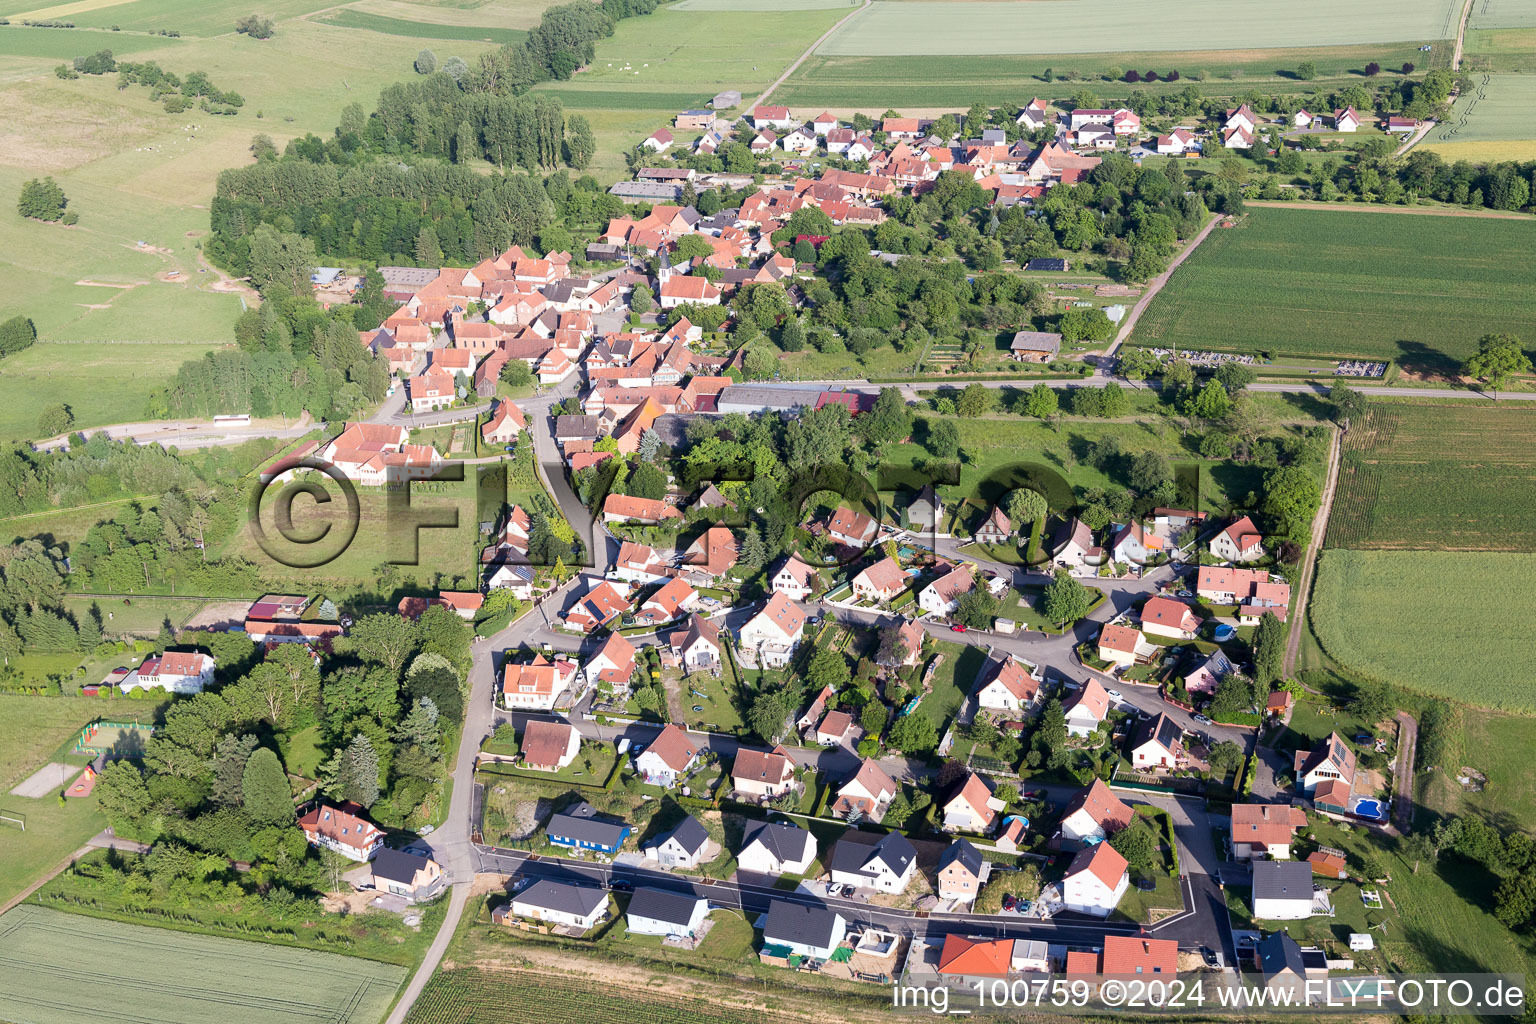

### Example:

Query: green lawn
xmin=1428 ymin=73 xmax=1536 ymax=148
xmin=917 ymin=639 xmax=986 ymax=730
xmin=1130 ymin=207 xmax=1536 ymax=372
xmin=61 ymin=595 xmax=206 ymax=637
xmin=1420 ymin=710 xmax=1536 ymax=834
xmin=680 ymin=668 xmax=748 ymax=736
xmin=276 ymin=723 xmax=325 ymax=779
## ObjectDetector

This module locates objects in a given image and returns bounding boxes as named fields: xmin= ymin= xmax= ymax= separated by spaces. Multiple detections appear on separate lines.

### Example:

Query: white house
xmin=1110 ymin=521 xmax=1163 ymax=565
xmin=644 ymin=815 xmax=712 ymax=869
xmin=941 ymin=772 xmax=1005 ymax=833
xmin=1253 ymin=861 xmax=1315 ymax=920
xmin=1097 ymin=623 xmax=1155 ymax=669
xmin=828 ymin=505 xmax=878 ymax=547
xmin=738 ymin=592 xmax=806 ymax=668
xmin=763 ymin=900 xmax=846 ymax=960
xmin=501 ymin=655 xmax=579 ymax=712
xmin=845 ymin=136 xmax=876 ymax=162
xmin=750 ymin=104 xmax=794 ymax=129
xmin=627 ymin=887 xmax=709 ymax=939
xmin=520 ymin=719 xmax=581 ymax=771
xmin=1063 ymin=678 xmax=1111 ymax=737
xmin=1139 ymin=596 xmax=1200 ymax=640
xmin=297 ymin=802 xmax=384 ymax=862
xmin=732 ymin=745 xmax=796 ymax=800
xmin=1062 ymin=843 xmax=1130 ymax=917
xmin=584 ymin=632 xmax=637 ymax=690
xmin=673 ymin=613 xmax=722 ymax=674
xmin=1132 ymin=713 xmax=1184 ymax=769
xmin=507 ymin=880 xmax=608 ymax=930
xmin=771 ymin=555 xmax=818 ymax=600
xmin=613 ymin=540 xmax=669 ymax=584
xmin=1059 ymin=779 xmax=1134 ymax=843
xmin=738 ymin=820 xmax=816 ymax=875
xmin=781 ymin=126 xmax=818 ymax=153
xmin=829 ymin=831 xmax=917 ymax=894
xmin=830 ymin=758 xmax=897 ymax=822
xmin=1293 ymin=732 xmax=1356 ymax=795
xmin=975 ymin=654 xmax=1042 ymax=713
xmin=1333 ymin=107 xmax=1361 ymax=132
xmin=919 ymin=564 xmax=975 ymax=618
xmin=119 ymin=650 xmax=215 ymax=694
xmin=1223 ymin=104 xmax=1258 ymax=134
xmin=1156 ymin=129 xmax=1195 ymax=155
xmin=642 ymin=128 xmax=674 ymax=153
xmin=633 ymin=724 xmax=699 ymax=787
xmin=1053 ymin=518 xmax=1100 ymax=572
xmin=1211 ymin=515 xmax=1264 ymax=562
xmin=851 ymin=556 xmax=907 ymax=604
xmin=1231 ymin=803 xmax=1310 ymax=860
xmin=1016 ymin=97 xmax=1050 ymax=131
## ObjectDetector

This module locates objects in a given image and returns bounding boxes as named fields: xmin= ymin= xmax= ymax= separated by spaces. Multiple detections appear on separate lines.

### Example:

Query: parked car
xmin=1202 ymin=948 xmax=1221 ymax=968
xmin=609 ymin=879 xmax=633 ymax=892
xmin=1001 ymin=894 xmax=1017 ymax=913
xmin=949 ymin=623 xmax=967 ymax=633
xmin=1192 ymin=714 xmax=1213 ymax=725
xmin=1106 ymin=689 xmax=1123 ymax=702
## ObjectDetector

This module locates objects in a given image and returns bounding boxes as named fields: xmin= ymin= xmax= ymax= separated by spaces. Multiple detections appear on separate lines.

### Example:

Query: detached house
xmin=635 ymin=577 xmax=699 ymax=626
xmin=1059 ymin=778 xmax=1134 ymax=843
xmin=614 ymin=540 xmax=669 ymax=584
xmin=1140 ymin=596 xmax=1200 ymax=640
xmin=906 ymin=485 xmax=943 ymax=530
xmin=831 ymin=758 xmax=897 ymax=822
xmin=975 ymin=654 xmax=1043 ymax=713
xmin=369 ymin=849 xmax=445 ymax=903
xmin=644 ymin=815 xmax=712 ymax=869
xmin=627 ymin=888 xmax=709 ymax=939
xmin=1253 ymin=860 xmax=1315 ymax=920
xmin=584 ymin=632 xmax=638 ymax=690
xmin=1333 ymin=107 xmax=1361 ymax=132
xmin=634 ymin=723 xmax=699 ymax=787
xmin=119 ymin=650 xmax=215 ymax=694
xmin=1110 ymin=520 xmax=1163 ymax=565
xmin=501 ymin=655 xmax=579 ymax=712
xmin=1053 ymin=517 xmax=1100 ymax=572
xmin=771 ymin=554 xmax=819 ymax=601
xmin=738 ymin=593 xmax=806 ymax=668
xmin=936 ymin=839 xmax=987 ymax=904
xmin=520 ymin=719 xmax=581 ymax=772
xmin=1097 ymin=623 xmax=1155 ymax=669
xmin=506 ymin=880 xmax=608 ymax=930
xmin=1016 ymin=97 xmax=1050 ymax=131
xmin=1064 ymin=677 xmax=1112 ymax=737
xmin=829 ymin=830 xmax=917 ymax=894
xmin=299 ymin=802 xmax=384 ymax=862
xmin=852 ymin=556 xmax=907 ymax=603
xmin=1211 ymin=515 xmax=1264 ymax=562
xmin=751 ymin=104 xmax=793 ymax=129
xmin=1294 ymin=732 xmax=1356 ymax=795
xmin=974 ymin=506 xmax=1013 ymax=544
xmin=732 ymin=745 xmax=797 ymax=799
xmin=763 ymin=900 xmax=846 ymax=960
xmin=1131 ymin=713 xmax=1184 ymax=769
xmin=919 ymin=564 xmax=976 ymax=618
xmin=1231 ymin=803 xmax=1310 ymax=860
xmin=1156 ymin=129 xmax=1196 ymax=155
xmin=1062 ymin=842 xmax=1130 ymax=917
xmin=659 ymin=275 xmax=722 ymax=309
xmin=828 ymin=505 xmax=878 ymax=547
xmin=482 ymin=400 xmax=526 ymax=445
xmin=738 ymin=820 xmax=816 ymax=876
xmin=673 ymin=613 xmax=723 ymax=674
xmin=942 ymin=772 xmax=1004 ymax=833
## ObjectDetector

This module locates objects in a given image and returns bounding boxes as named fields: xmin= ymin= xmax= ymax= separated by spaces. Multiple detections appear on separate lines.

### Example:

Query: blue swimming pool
xmin=1352 ymin=798 xmax=1387 ymax=821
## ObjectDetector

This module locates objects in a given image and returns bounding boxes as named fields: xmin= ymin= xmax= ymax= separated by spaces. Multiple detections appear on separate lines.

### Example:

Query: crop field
xmin=815 ymin=0 xmax=1461 ymax=55
xmin=6 ymin=0 xmax=339 ymax=36
xmin=0 ymin=905 xmax=406 ymax=1024
xmin=673 ymin=0 xmax=856 ymax=8
xmin=0 ymin=339 xmax=227 ymax=442
xmin=315 ymin=9 xmax=527 ymax=43
xmin=1310 ymin=549 xmax=1536 ymax=709
xmin=1327 ymin=403 xmax=1536 ymax=551
xmin=1128 ymin=207 xmax=1536 ymax=371
xmin=1424 ymin=74 xmax=1536 ymax=160
xmin=778 ymin=44 xmax=1427 ymax=108
xmin=407 ymin=967 xmax=804 ymax=1024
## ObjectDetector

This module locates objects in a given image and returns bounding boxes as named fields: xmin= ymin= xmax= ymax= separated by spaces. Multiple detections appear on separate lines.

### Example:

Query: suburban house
xmin=771 ymin=554 xmax=819 ymax=600
xmin=830 ymin=758 xmax=898 ymax=822
xmin=635 ymin=577 xmax=700 ymax=626
xmin=633 ymin=724 xmax=699 ymax=787
xmin=682 ymin=526 xmax=738 ymax=579
xmin=762 ymin=900 xmax=846 ymax=960
xmin=564 ymin=580 xmax=632 ymax=631
xmin=936 ymin=839 xmax=987 ymax=904
xmin=368 ymin=849 xmax=445 ymax=903
xmin=738 ymin=592 xmax=806 ymax=668
xmin=751 ymin=104 xmax=793 ymax=129
xmin=1131 ymin=713 xmax=1184 ymax=769
xmin=659 ymin=274 xmax=722 ymax=309
xmin=627 ymin=888 xmax=709 ymax=939
xmin=941 ymin=772 xmax=1005 ymax=833
xmin=1110 ymin=520 xmax=1164 ymax=565
xmin=1139 ymin=596 xmax=1201 ymax=640
xmin=732 ymin=745 xmax=797 ymax=800
xmin=673 ymin=613 xmax=722 ymax=674
xmin=973 ymin=506 xmax=1012 ymax=544
xmin=1059 ymin=778 xmax=1133 ymax=842
xmin=298 ymin=802 xmax=384 ymax=862
xmin=1333 ymin=107 xmax=1361 ymax=132
xmin=1062 ymin=842 xmax=1130 ymax=917
xmin=877 ymin=618 xmax=926 ymax=668
xmin=852 ymin=556 xmax=907 ymax=603
xmin=829 ymin=830 xmax=917 ymax=894
xmin=1198 ymin=565 xmax=1293 ymax=623
xmin=938 ymin=936 xmax=1049 ymax=977
xmin=644 ymin=815 xmax=712 ymax=869
xmin=1097 ymin=623 xmax=1155 ymax=668
xmin=584 ymin=632 xmax=638 ymax=691
xmin=1252 ymin=860 xmax=1315 ymax=920
xmin=1156 ymin=128 xmax=1196 ymax=154
xmin=1258 ymin=931 xmax=1318 ymax=1003
xmin=614 ymin=540 xmax=669 ymax=584
xmin=1009 ymin=330 xmax=1062 ymax=362
xmin=738 ymin=820 xmax=816 ymax=875
xmin=975 ymin=654 xmax=1043 ymax=713
xmin=603 ymin=494 xmax=682 ymax=525
xmin=1184 ymin=648 xmax=1234 ymax=695
xmin=1063 ymin=677 xmax=1112 ymax=737
xmin=1017 ymin=96 xmax=1050 ymax=130
xmin=520 ymin=719 xmax=581 ymax=771
xmin=918 ymin=564 xmax=975 ymax=618
xmin=482 ymin=400 xmax=527 ymax=445
xmin=506 ymin=880 xmax=608 ymax=931
xmin=547 ymin=808 xmax=632 ymax=855
xmin=828 ymin=505 xmax=878 ymax=547
xmin=501 ymin=655 xmax=579 ymax=711
xmin=1294 ymin=732 xmax=1357 ymax=795
xmin=118 ymin=650 xmax=216 ymax=694
xmin=1231 ymin=803 xmax=1310 ymax=859
xmin=1100 ymin=935 xmax=1178 ymax=978
xmin=1224 ymin=104 xmax=1258 ymax=134
xmin=1053 ymin=518 xmax=1100 ymax=572
xmin=815 ymin=710 xmax=855 ymax=746
xmin=1211 ymin=515 xmax=1265 ymax=562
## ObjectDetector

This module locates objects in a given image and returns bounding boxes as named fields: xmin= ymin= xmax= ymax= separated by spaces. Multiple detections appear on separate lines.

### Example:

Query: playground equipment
xmin=74 ymin=720 xmax=155 ymax=757
xmin=0 ymin=809 xmax=25 ymax=831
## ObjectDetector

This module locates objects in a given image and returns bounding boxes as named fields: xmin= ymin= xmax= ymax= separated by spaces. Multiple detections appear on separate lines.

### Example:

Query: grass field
xmin=778 ymin=45 xmax=1428 ymax=108
xmin=1129 ymin=207 xmax=1536 ymax=371
xmin=815 ymin=0 xmax=1460 ymax=55
xmin=407 ymin=967 xmax=775 ymax=1024
xmin=1425 ymin=74 xmax=1536 ymax=154
xmin=6 ymin=0 xmax=340 ymax=36
xmin=1327 ymin=403 xmax=1536 ymax=550
xmin=0 ymin=905 xmax=405 ymax=1024
xmin=1310 ymin=549 xmax=1536 ymax=709
xmin=673 ymin=0 xmax=856 ymax=8
xmin=314 ymin=8 xmax=526 ymax=43
xmin=1420 ymin=710 xmax=1536 ymax=833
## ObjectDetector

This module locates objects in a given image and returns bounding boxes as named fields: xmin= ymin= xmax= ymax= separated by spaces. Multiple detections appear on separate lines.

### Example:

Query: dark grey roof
xmin=542 ymin=279 xmax=589 ymax=304
xmin=742 ymin=820 xmax=813 ymax=862
xmin=1025 ymin=258 xmax=1069 ymax=271
xmin=1258 ymin=931 xmax=1306 ymax=977
xmin=764 ymin=899 xmax=840 ymax=947
xmin=829 ymin=831 xmax=916 ymax=880
xmin=610 ymin=181 xmax=683 ymax=200
xmin=1252 ymin=860 xmax=1312 ymax=902
xmin=554 ymin=415 xmax=599 ymax=439
xmin=937 ymin=838 xmax=983 ymax=878
xmin=628 ymin=887 xmax=705 ymax=926
xmin=517 ymin=880 xmax=607 ymax=917
xmin=909 ymin=484 xmax=940 ymax=514
xmin=667 ymin=815 xmax=710 ymax=855
xmin=371 ymin=848 xmax=433 ymax=885
xmin=547 ymin=812 xmax=629 ymax=847
xmin=1136 ymin=713 xmax=1184 ymax=754
xmin=1009 ymin=330 xmax=1063 ymax=354
xmin=717 ymin=385 xmax=820 ymax=413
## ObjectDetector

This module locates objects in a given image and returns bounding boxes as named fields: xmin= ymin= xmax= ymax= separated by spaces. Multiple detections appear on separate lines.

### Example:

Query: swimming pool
xmin=1352 ymin=798 xmax=1387 ymax=821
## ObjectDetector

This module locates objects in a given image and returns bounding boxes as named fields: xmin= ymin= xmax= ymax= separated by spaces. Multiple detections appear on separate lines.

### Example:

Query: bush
xmin=234 ymin=14 xmax=274 ymax=38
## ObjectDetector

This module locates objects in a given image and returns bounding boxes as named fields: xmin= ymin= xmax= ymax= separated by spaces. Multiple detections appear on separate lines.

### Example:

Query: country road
xmin=1284 ymin=421 xmax=1342 ymax=676
xmin=749 ymin=0 xmax=870 ymax=111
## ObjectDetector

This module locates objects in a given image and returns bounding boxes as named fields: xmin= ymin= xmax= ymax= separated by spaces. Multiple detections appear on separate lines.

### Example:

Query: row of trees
xmin=58 ymin=50 xmax=244 ymax=114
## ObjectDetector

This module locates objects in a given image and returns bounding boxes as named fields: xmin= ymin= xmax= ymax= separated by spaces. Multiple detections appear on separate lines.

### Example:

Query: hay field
xmin=672 ymin=0 xmax=857 ymax=8
xmin=815 ymin=0 xmax=1462 ymax=55
xmin=1128 ymin=207 xmax=1536 ymax=371
xmin=315 ymin=9 xmax=527 ymax=43
xmin=0 ymin=905 xmax=406 ymax=1024
xmin=7 ymin=0 xmax=341 ymax=36
xmin=1427 ymin=73 xmax=1536 ymax=143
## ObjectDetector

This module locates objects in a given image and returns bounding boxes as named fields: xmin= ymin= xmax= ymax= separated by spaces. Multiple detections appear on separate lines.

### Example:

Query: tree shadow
xmin=1394 ymin=340 xmax=1461 ymax=378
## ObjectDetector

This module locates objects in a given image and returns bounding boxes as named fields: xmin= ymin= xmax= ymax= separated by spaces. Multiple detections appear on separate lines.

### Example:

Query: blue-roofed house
xmin=547 ymin=806 xmax=632 ymax=854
